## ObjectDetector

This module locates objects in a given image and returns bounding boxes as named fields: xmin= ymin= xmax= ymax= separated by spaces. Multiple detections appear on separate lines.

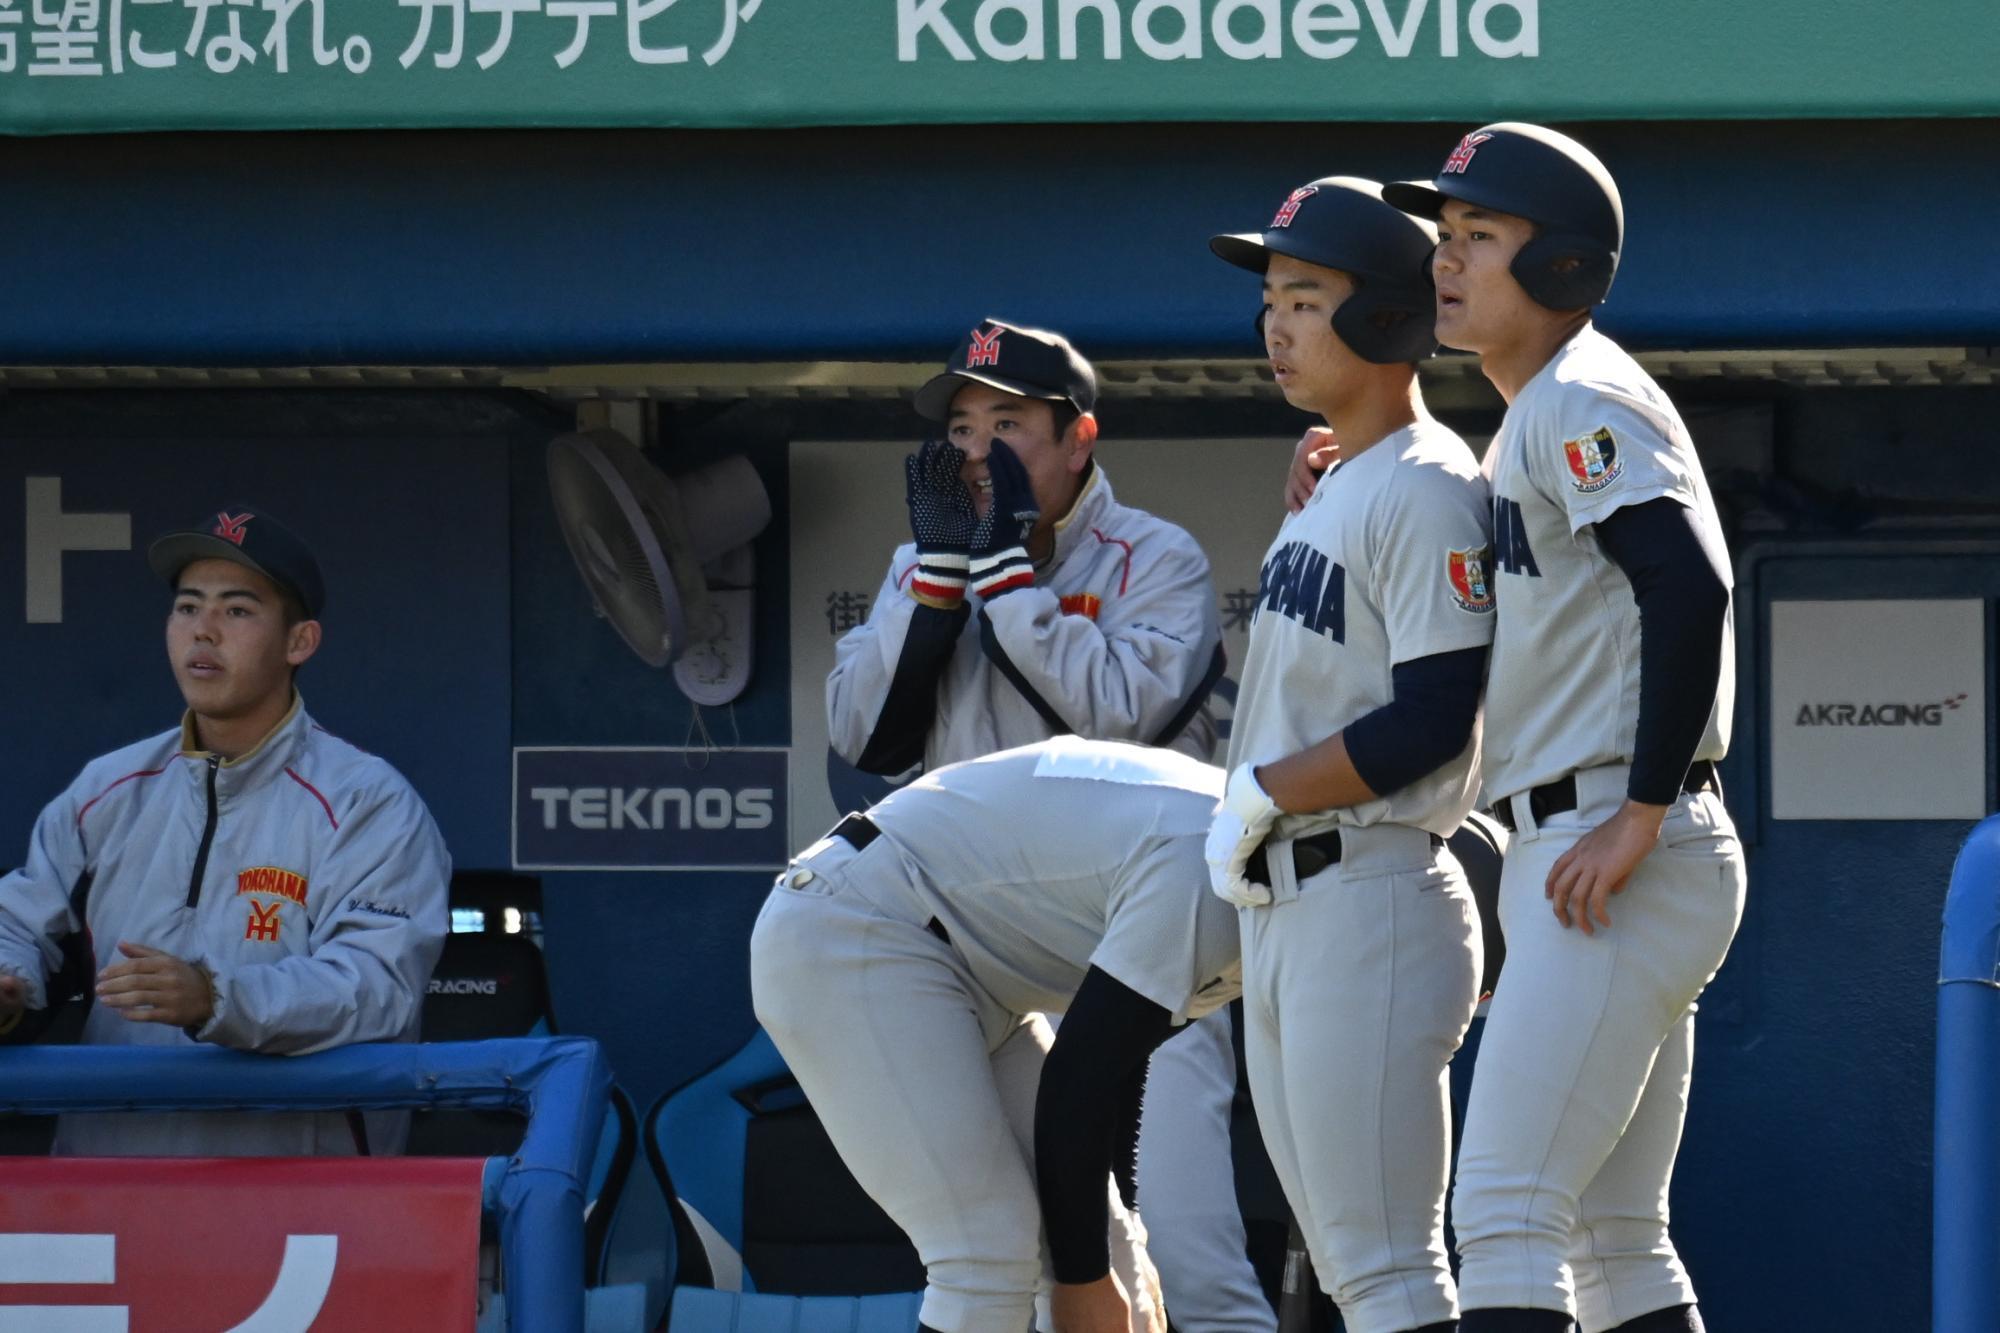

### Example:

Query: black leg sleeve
xmin=1592 ymin=497 xmax=1731 ymax=806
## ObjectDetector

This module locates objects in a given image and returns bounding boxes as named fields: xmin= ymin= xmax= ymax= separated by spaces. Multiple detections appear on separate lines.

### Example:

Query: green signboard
xmin=1 ymin=1 xmax=1994 ymax=133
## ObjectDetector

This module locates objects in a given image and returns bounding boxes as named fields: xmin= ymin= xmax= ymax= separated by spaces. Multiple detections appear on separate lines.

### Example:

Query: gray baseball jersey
xmin=860 ymin=737 xmax=1240 ymax=1023
xmin=1481 ymin=324 xmax=1736 ymax=802
xmin=1224 ymin=419 xmax=1495 ymax=835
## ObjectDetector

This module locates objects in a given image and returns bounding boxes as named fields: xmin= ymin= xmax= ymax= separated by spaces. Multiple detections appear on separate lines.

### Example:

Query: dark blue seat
xmin=643 ymin=1027 xmax=923 ymax=1331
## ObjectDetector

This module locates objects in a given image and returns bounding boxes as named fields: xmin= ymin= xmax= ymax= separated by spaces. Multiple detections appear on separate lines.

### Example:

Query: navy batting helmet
xmin=1383 ymin=123 xmax=1623 ymax=311
xmin=1210 ymin=176 xmax=1439 ymax=365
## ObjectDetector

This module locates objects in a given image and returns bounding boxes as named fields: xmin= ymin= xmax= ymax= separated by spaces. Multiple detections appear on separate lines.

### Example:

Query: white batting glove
xmin=1207 ymin=764 xmax=1281 ymax=908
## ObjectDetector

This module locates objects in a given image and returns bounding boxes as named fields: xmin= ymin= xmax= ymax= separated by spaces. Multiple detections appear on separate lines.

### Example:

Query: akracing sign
xmin=1793 ymin=694 xmax=1969 ymax=727
xmin=1769 ymin=597 xmax=1986 ymax=822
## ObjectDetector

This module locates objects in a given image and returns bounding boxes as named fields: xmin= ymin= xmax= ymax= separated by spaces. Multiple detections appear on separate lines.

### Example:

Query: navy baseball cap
xmin=147 ymin=506 xmax=326 ymax=620
xmin=913 ymin=318 xmax=1098 ymax=422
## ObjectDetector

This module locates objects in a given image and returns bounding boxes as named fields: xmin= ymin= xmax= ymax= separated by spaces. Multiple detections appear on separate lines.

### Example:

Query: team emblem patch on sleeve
xmin=1446 ymin=545 xmax=1496 ymax=613
xmin=1563 ymin=426 xmax=1623 ymax=494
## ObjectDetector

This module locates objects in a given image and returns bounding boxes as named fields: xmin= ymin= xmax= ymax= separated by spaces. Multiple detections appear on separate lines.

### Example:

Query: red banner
xmin=0 ymin=1156 xmax=483 ymax=1331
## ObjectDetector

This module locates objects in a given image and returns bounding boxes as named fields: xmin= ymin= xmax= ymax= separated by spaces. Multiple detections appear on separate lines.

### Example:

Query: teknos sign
xmin=513 ymin=746 xmax=790 ymax=870
xmin=4 ymin=3 xmax=1998 ymax=133
xmin=0 ymin=1158 xmax=481 ymax=1330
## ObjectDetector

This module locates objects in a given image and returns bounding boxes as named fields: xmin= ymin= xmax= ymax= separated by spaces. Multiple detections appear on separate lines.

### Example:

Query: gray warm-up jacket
xmin=0 ymin=696 xmax=450 ymax=1155
xmin=827 ymin=463 xmax=1226 ymax=773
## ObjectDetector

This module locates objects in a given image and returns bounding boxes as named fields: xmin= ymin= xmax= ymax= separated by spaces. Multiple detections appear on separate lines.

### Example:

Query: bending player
xmin=1204 ymin=177 xmax=1494 ymax=1333
xmin=1385 ymin=124 xmax=1746 ymax=1333
xmin=751 ymin=737 xmax=1241 ymax=1333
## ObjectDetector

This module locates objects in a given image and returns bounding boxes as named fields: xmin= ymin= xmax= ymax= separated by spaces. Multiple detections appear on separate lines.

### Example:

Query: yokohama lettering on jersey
xmin=1226 ymin=421 xmax=1495 ymax=839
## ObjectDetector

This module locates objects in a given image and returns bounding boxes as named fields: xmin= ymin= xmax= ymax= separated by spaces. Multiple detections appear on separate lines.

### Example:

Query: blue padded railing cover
xmin=669 ymin=1287 xmax=922 ymax=1333
xmin=0 ymin=1037 xmax=611 ymax=1333
xmin=1936 ymin=814 xmax=2000 ymax=1333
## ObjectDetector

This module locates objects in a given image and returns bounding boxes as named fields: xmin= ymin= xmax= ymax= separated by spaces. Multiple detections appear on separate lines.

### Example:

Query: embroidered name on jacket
xmin=1255 ymin=541 xmax=1346 ymax=641
xmin=236 ymin=866 xmax=308 ymax=906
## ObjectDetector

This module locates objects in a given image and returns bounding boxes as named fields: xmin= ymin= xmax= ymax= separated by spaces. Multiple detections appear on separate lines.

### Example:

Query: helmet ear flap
xmin=1510 ymin=231 xmax=1616 ymax=310
xmin=1331 ymin=287 xmax=1438 ymax=365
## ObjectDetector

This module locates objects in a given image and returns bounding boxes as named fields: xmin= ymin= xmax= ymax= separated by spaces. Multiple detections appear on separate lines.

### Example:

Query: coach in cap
xmin=0 ymin=506 xmax=449 ymax=1156
xmin=829 ymin=316 xmax=1225 ymax=778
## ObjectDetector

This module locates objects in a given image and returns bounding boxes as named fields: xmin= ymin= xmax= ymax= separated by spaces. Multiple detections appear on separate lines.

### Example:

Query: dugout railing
xmin=0 ymin=1036 xmax=611 ymax=1332
xmin=1936 ymin=812 xmax=2000 ymax=1333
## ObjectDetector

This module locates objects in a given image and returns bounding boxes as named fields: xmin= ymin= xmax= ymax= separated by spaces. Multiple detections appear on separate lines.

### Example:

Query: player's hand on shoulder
xmin=0 ymin=974 xmax=26 ymax=1019
xmin=1285 ymin=426 xmax=1338 ymax=514
xmin=1545 ymin=800 xmax=1667 ymax=936
xmin=1051 ymin=1273 xmax=1133 ymax=1333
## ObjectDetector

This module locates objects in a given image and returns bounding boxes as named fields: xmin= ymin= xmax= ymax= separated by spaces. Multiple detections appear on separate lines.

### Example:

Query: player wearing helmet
xmin=1386 ymin=124 xmax=1745 ymax=1333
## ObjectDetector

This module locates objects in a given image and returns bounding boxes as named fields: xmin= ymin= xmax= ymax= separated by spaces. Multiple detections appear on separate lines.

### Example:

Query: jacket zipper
xmin=186 ymin=756 xmax=220 ymax=908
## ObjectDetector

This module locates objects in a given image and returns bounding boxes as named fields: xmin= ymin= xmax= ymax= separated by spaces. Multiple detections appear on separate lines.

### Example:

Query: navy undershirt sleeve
xmin=1592 ymin=496 xmax=1731 ymax=805
xmin=1035 ymin=966 xmax=1177 ymax=1284
xmin=1343 ymin=645 xmax=1489 ymax=799
xmin=854 ymin=602 xmax=970 ymax=774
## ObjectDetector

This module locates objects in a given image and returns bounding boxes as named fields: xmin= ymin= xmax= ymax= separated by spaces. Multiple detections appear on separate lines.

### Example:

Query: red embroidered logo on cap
xmin=966 ymin=326 xmax=1004 ymax=368
xmin=212 ymin=512 xmax=254 ymax=546
xmin=1271 ymin=185 xmax=1318 ymax=228
xmin=1442 ymin=132 xmax=1493 ymax=175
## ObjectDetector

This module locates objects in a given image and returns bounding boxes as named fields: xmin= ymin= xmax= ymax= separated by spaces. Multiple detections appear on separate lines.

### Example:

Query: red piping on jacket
xmin=285 ymin=768 xmax=340 ymax=831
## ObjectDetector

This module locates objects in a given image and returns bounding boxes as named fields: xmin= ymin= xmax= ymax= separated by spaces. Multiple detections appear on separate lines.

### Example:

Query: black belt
xmin=829 ymin=815 xmax=949 ymax=944
xmin=1246 ymin=827 xmax=1443 ymax=888
xmin=1491 ymin=760 xmax=1720 ymax=834
xmin=831 ymin=813 xmax=880 ymax=850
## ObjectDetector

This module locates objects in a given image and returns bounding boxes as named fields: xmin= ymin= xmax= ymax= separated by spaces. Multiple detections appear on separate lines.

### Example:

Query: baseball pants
xmin=1239 ymin=823 xmax=1482 ymax=1333
xmin=1136 ymin=1009 xmax=1277 ymax=1333
xmin=1452 ymin=768 xmax=1746 ymax=1330
xmin=749 ymin=835 xmax=1155 ymax=1333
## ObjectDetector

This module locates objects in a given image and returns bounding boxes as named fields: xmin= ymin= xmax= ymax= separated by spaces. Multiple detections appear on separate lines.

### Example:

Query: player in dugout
xmin=0 ymin=506 xmax=449 ymax=1155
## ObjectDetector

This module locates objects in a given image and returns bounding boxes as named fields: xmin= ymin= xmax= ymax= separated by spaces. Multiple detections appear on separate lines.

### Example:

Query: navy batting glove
xmin=970 ymin=439 xmax=1039 ymax=600
xmin=905 ymin=439 xmax=976 ymax=607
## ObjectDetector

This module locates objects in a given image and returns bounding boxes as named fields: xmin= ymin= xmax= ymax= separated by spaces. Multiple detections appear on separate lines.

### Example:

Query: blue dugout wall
xmin=0 ymin=118 xmax=1996 ymax=363
xmin=2 ymin=116 xmax=1997 ymax=1328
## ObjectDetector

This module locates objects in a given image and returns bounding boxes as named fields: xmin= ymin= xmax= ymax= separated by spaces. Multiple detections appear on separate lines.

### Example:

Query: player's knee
xmin=920 ymin=1251 xmax=1043 ymax=1333
xmin=1566 ymin=1213 xmax=1673 ymax=1272
xmin=1452 ymin=1182 xmax=1576 ymax=1256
